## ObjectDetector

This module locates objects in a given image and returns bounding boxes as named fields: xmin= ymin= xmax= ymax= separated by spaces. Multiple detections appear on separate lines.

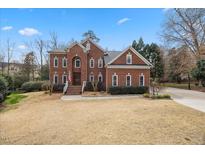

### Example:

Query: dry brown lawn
xmin=0 ymin=92 xmax=205 ymax=145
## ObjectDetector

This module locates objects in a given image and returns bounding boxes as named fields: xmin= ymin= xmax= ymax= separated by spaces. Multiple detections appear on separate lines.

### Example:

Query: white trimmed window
xmin=89 ymin=72 xmax=94 ymax=82
xmin=98 ymin=72 xmax=103 ymax=82
xmin=98 ymin=58 xmax=103 ymax=68
xmin=112 ymin=73 xmax=118 ymax=87
xmin=62 ymin=73 xmax=67 ymax=84
xmin=62 ymin=57 xmax=67 ymax=68
xmin=126 ymin=73 xmax=132 ymax=87
xmin=54 ymin=56 xmax=58 ymax=67
xmin=139 ymin=73 xmax=145 ymax=86
xmin=90 ymin=58 xmax=94 ymax=68
xmin=75 ymin=58 xmax=81 ymax=68
xmin=53 ymin=73 xmax=58 ymax=84
xmin=126 ymin=52 xmax=132 ymax=64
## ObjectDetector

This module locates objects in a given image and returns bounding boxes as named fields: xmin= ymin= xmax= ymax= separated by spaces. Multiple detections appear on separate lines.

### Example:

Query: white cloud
xmin=18 ymin=45 xmax=27 ymax=50
xmin=18 ymin=27 xmax=41 ymax=36
xmin=117 ymin=18 xmax=131 ymax=25
xmin=1 ymin=26 xmax=13 ymax=31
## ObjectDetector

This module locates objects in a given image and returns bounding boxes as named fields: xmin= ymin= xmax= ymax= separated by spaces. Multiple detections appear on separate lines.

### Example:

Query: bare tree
xmin=35 ymin=38 xmax=45 ymax=80
xmin=162 ymin=8 xmax=205 ymax=59
xmin=0 ymin=51 xmax=5 ymax=75
xmin=49 ymin=31 xmax=58 ymax=50
xmin=6 ymin=39 xmax=15 ymax=76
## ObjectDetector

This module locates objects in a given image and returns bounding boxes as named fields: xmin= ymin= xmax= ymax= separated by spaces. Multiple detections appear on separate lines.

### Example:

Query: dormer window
xmin=126 ymin=52 xmax=132 ymax=64
xmin=90 ymin=58 xmax=94 ymax=68
xmin=98 ymin=58 xmax=103 ymax=68
xmin=54 ymin=56 xmax=58 ymax=67
xmin=75 ymin=58 xmax=81 ymax=68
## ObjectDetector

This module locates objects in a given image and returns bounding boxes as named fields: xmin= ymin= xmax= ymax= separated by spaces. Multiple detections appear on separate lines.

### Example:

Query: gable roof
xmin=104 ymin=51 xmax=122 ymax=65
xmin=67 ymin=41 xmax=86 ymax=51
xmin=106 ymin=46 xmax=153 ymax=66
xmin=81 ymin=38 xmax=106 ymax=53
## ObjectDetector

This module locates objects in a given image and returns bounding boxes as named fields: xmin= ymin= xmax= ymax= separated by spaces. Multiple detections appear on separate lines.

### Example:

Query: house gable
xmin=107 ymin=46 xmax=152 ymax=66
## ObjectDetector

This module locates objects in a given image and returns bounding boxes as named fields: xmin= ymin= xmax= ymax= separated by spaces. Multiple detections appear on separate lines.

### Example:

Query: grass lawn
xmin=0 ymin=92 xmax=205 ymax=144
xmin=4 ymin=93 xmax=28 ymax=105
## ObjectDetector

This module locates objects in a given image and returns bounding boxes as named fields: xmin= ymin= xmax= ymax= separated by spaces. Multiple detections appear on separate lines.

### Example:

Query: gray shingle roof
xmin=104 ymin=51 xmax=122 ymax=65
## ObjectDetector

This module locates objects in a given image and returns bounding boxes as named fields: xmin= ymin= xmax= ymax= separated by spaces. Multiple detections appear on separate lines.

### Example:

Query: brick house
xmin=49 ymin=38 xmax=153 ymax=94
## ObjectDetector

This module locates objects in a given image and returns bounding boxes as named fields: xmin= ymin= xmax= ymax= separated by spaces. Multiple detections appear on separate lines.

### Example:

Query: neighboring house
xmin=0 ymin=62 xmax=40 ymax=80
xmin=49 ymin=38 xmax=153 ymax=94
xmin=0 ymin=62 xmax=23 ymax=76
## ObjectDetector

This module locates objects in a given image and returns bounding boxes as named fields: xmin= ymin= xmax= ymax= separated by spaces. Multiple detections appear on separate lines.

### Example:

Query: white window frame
xmin=75 ymin=58 xmax=81 ymax=68
xmin=62 ymin=57 xmax=67 ymax=68
xmin=112 ymin=73 xmax=118 ymax=87
xmin=126 ymin=53 xmax=132 ymax=64
xmin=53 ymin=73 xmax=58 ymax=84
xmin=139 ymin=73 xmax=145 ymax=86
xmin=98 ymin=72 xmax=103 ymax=82
xmin=126 ymin=73 xmax=132 ymax=87
xmin=54 ymin=56 xmax=58 ymax=68
xmin=89 ymin=72 xmax=94 ymax=82
xmin=89 ymin=58 xmax=95 ymax=68
xmin=62 ymin=74 xmax=67 ymax=84
xmin=98 ymin=58 xmax=103 ymax=68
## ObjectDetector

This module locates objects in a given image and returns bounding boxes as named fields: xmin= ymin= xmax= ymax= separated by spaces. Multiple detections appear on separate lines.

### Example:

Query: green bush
xmin=109 ymin=86 xmax=149 ymax=95
xmin=53 ymin=84 xmax=64 ymax=92
xmin=21 ymin=81 xmax=45 ymax=92
xmin=84 ymin=81 xmax=94 ymax=91
xmin=0 ymin=76 xmax=8 ymax=102
xmin=97 ymin=81 xmax=105 ymax=91
xmin=150 ymin=94 xmax=171 ymax=99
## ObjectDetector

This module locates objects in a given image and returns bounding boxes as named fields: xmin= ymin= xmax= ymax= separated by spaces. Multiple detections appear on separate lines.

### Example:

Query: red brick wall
xmin=106 ymin=68 xmax=150 ymax=90
xmin=83 ymin=41 xmax=106 ymax=86
xmin=49 ymin=53 xmax=67 ymax=84
xmin=111 ymin=49 xmax=145 ymax=65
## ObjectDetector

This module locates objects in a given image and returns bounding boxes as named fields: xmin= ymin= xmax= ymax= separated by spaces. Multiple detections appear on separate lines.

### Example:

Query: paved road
xmin=160 ymin=87 xmax=205 ymax=113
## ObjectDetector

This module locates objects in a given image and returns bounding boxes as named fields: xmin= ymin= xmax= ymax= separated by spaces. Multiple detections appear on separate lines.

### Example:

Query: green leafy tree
xmin=82 ymin=30 xmax=100 ymax=42
xmin=192 ymin=60 xmax=205 ymax=86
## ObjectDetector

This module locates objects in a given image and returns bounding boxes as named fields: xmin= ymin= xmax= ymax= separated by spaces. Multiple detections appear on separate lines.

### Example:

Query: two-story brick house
xmin=49 ymin=38 xmax=152 ymax=94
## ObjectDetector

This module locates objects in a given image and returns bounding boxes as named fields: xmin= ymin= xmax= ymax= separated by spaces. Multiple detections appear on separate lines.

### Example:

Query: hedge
xmin=84 ymin=81 xmax=94 ymax=91
xmin=0 ymin=76 xmax=8 ymax=103
xmin=21 ymin=81 xmax=45 ymax=92
xmin=109 ymin=86 xmax=149 ymax=95
xmin=53 ymin=84 xmax=64 ymax=92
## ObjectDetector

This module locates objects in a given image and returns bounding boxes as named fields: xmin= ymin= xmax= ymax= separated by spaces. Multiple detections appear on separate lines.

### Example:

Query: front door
xmin=73 ymin=72 xmax=81 ymax=85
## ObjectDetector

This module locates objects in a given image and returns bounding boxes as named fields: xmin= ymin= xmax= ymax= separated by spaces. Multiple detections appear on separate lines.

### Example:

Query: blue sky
xmin=0 ymin=8 xmax=166 ymax=61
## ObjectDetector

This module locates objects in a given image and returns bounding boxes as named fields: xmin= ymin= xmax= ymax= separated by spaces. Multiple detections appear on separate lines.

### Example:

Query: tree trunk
xmin=188 ymin=73 xmax=191 ymax=90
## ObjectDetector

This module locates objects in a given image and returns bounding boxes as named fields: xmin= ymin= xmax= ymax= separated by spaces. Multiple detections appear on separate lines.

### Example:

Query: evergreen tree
xmin=132 ymin=37 xmax=145 ymax=56
xmin=82 ymin=30 xmax=100 ymax=42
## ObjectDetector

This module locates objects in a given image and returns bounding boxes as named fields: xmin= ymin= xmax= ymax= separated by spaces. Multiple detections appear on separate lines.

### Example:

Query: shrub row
xmin=109 ymin=86 xmax=149 ymax=95
xmin=143 ymin=93 xmax=171 ymax=99
xmin=21 ymin=81 xmax=45 ymax=92
xmin=84 ymin=81 xmax=106 ymax=92
xmin=0 ymin=76 xmax=8 ymax=103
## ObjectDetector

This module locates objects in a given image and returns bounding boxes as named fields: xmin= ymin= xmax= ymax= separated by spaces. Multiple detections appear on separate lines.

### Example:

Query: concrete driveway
xmin=160 ymin=87 xmax=205 ymax=113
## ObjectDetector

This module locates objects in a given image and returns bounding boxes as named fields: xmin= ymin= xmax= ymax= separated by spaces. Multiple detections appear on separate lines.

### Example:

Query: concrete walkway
xmin=61 ymin=95 xmax=141 ymax=101
xmin=160 ymin=87 xmax=205 ymax=113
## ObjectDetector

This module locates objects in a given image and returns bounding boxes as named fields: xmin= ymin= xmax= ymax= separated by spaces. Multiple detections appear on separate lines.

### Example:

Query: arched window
xmin=90 ymin=58 xmax=94 ymax=68
xmin=98 ymin=72 xmax=103 ymax=82
xmin=54 ymin=56 xmax=58 ymax=67
xmin=139 ymin=73 xmax=145 ymax=86
xmin=126 ymin=73 xmax=132 ymax=87
xmin=53 ymin=72 xmax=58 ymax=84
xmin=89 ymin=72 xmax=94 ymax=82
xmin=75 ymin=58 xmax=81 ymax=68
xmin=112 ymin=73 xmax=118 ymax=87
xmin=126 ymin=52 xmax=132 ymax=64
xmin=98 ymin=58 xmax=103 ymax=68
xmin=62 ymin=72 xmax=67 ymax=84
xmin=62 ymin=57 xmax=67 ymax=68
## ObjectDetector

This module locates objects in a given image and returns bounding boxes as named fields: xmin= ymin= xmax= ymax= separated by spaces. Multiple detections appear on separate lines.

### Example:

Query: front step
xmin=66 ymin=85 xmax=82 ymax=95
